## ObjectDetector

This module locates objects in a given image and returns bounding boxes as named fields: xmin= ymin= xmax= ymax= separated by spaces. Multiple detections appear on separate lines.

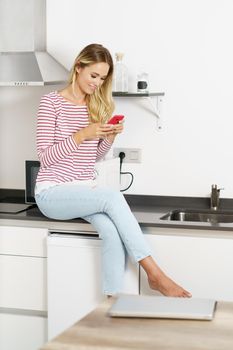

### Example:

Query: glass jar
xmin=113 ymin=53 xmax=128 ymax=93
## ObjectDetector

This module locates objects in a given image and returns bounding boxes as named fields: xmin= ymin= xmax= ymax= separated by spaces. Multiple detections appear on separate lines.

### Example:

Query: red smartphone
xmin=108 ymin=115 xmax=125 ymax=125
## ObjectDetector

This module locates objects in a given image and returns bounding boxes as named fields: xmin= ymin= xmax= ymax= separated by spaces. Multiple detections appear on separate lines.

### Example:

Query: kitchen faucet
xmin=210 ymin=184 xmax=223 ymax=211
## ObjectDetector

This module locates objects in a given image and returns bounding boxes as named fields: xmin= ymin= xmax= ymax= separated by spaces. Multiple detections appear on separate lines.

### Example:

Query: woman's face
xmin=76 ymin=62 xmax=110 ymax=95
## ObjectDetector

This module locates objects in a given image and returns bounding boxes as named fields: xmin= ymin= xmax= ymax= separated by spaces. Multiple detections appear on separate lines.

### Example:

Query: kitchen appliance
xmin=0 ymin=0 xmax=68 ymax=86
xmin=47 ymin=232 xmax=139 ymax=339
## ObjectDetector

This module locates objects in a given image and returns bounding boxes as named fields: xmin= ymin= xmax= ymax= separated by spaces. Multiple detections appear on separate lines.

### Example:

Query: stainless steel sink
xmin=160 ymin=209 xmax=233 ymax=224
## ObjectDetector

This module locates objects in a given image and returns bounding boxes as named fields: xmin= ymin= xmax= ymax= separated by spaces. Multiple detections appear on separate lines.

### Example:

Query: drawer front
xmin=0 ymin=255 xmax=47 ymax=311
xmin=0 ymin=226 xmax=47 ymax=256
xmin=0 ymin=312 xmax=47 ymax=350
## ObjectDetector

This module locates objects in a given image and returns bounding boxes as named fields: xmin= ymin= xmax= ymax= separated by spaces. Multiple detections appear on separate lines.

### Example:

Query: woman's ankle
xmin=139 ymin=256 xmax=163 ymax=279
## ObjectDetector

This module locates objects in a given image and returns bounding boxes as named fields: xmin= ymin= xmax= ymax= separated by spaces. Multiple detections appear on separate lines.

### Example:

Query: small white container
xmin=137 ymin=72 xmax=149 ymax=93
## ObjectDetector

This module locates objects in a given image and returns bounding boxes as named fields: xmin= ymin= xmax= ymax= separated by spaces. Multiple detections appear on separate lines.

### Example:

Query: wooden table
xmin=41 ymin=298 xmax=233 ymax=350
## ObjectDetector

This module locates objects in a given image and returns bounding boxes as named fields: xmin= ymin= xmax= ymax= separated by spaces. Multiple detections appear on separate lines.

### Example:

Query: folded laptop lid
xmin=108 ymin=295 xmax=216 ymax=320
xmin=25 ymin=160 xmax=40 ymax=204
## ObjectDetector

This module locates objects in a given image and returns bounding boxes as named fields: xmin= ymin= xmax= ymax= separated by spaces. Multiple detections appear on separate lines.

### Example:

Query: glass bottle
xmin=113 ymin=52 xmax=128 ymax=93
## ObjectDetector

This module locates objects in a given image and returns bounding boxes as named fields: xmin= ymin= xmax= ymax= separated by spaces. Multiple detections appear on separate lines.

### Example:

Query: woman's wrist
xmin=106 ymin=134 xmax=116 ymax=143
xmin=73 ymin=129 xmax=86 ymax=145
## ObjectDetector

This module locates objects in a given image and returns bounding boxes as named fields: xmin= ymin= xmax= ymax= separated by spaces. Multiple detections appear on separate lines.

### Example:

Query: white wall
xmin=1 ymin=0 xmax=233 ymax=198
xmin=0 ymin=85 xmax=62 ymax=188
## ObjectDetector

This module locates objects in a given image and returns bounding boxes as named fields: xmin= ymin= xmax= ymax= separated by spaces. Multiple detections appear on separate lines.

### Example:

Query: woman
xmin=35 ymin=43 xmax=191 ymax=297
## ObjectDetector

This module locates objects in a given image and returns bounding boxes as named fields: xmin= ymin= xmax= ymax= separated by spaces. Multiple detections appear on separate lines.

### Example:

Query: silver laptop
xmin=108 ymin=295 xmax=216 ymax=320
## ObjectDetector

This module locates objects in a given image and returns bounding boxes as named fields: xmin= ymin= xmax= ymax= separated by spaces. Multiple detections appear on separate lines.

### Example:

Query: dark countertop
xmin=1 ymin=190 xmax=233 ymax=233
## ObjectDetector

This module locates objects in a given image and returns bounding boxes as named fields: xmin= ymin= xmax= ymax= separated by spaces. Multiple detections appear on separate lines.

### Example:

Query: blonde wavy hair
xmin=68 ymin=43 xmax=115 ymax=123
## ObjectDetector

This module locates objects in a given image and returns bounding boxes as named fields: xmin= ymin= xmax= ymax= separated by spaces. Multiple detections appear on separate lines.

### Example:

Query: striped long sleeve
xmin=96 ymin=138 xmax=112 ymax=161
xmin=37 ymin=95 xmax=78 ymax=168
xmin=36 ymin=91 xmax=112 ymax=184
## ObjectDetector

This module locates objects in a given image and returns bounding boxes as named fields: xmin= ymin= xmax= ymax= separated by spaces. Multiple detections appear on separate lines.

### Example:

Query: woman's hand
xmin=73 ymin=123 xmax=122 ymax=144
xmin=105 ymin=122 xmax=124 ymax=143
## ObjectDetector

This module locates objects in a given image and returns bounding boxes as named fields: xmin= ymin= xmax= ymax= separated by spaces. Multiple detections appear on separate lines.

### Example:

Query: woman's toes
xmin=148 ymin=273 xmax=191 ymax=298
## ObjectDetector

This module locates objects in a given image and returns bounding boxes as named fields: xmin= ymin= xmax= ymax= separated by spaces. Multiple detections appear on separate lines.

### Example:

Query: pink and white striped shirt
xmin=36 ymin=91 xmax=112 ymax=186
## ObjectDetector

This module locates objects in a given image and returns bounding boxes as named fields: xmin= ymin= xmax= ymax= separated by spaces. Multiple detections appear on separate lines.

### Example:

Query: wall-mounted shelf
xmin=112 ymin=92 xmax=165 ymax=131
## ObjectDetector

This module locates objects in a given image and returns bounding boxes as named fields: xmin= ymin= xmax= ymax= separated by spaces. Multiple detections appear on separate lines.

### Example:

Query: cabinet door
xmin=0 ymin=226 xmax=47 ymax=257
xmin=0 ymin=312 xmax=47 ymax=350
xmin=47 ymin=234 xmax=103 ymax=340
xmin=140 ymin=234 xmax=233 ymax=301
xmin=0 ymin=255 xmax=47 ymax=311
xmin=47 ymin=233 xmax=138 ymax=339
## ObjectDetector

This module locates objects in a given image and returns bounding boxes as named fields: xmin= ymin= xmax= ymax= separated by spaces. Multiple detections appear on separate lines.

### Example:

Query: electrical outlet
xmin=113 ymin=148 xmax=141 ymax=163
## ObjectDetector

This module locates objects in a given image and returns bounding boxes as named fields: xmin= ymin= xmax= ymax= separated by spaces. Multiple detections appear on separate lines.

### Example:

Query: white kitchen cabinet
xmin=0 ymin=225 xmax=48 ymax=350
xmin=0 ymin=312 xmax=47 ymax=350
xmin=140 ymin=228 xmax=233 ymax=301
xmin=0 ymin=255 xmax=46 ymax=310
xmin=0 ymin=226 xmax=47 ymax=256
xmin=47 ymin=232 xmax=139 ymax=340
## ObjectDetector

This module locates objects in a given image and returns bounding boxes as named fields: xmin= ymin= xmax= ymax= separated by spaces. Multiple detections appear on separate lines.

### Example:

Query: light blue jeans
xmin=35 ymin=183 xmax=151 ymax=295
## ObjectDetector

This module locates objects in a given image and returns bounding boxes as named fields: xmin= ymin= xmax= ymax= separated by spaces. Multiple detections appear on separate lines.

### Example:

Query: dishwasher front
xmin=47 ymin=231 xmax=139 ymax=340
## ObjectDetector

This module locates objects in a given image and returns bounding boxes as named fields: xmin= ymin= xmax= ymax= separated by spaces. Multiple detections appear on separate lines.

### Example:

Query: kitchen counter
xmin=41 ymin=297 xmax=233 ymax=350
xmin=1 ymin=193 xmax=233 ymax=234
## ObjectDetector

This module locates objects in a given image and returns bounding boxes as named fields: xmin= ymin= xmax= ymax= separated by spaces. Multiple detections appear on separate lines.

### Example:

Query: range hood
xmin=0 ymin=0 xmax=69 ymax=86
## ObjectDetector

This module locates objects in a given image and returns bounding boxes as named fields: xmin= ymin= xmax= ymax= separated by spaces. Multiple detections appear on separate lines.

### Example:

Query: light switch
xmin=129 ymin=151 xmax=139 ymax=161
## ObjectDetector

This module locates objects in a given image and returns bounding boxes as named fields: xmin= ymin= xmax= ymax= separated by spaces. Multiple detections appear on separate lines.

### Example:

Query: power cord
xmin=119 ymin=152 xmax=134 ymax=192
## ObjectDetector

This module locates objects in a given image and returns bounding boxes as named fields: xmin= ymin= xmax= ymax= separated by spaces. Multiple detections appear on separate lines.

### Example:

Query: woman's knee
xmin=85 ymin=213 xmax=121 ymax=242
xmin=99 ymin=188 xmax=126 ymax=209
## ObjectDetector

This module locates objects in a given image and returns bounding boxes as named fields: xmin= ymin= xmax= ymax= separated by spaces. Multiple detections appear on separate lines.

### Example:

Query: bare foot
xmin=148 ymin=271 xmax=192 ymax=298
xmin=139 ymin=256 xmax=192 ymax=297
